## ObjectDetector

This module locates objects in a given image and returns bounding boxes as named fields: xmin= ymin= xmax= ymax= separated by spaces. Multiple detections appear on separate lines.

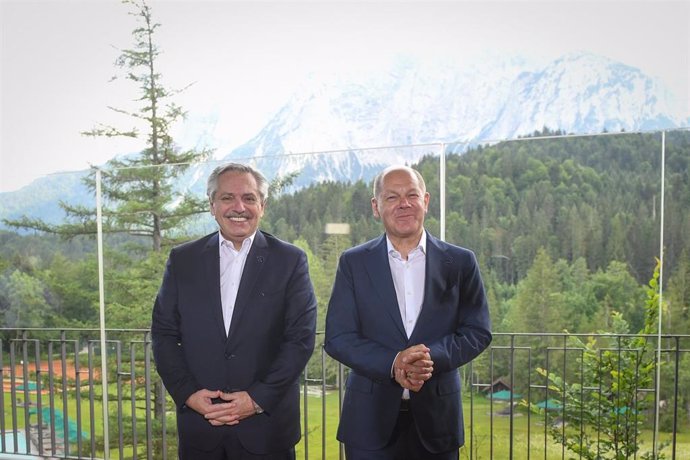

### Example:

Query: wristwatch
xmin=252 ymin=400 xmax=264 ymax=415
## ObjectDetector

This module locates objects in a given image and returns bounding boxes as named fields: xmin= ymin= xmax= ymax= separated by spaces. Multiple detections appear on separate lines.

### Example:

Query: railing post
xmin=322 ymin=347 xmax=327 ymax=460
xmin=143 ymin=332 xmax=153 ymax=460
xmin=96 ymin=168 xmax=110 ymax=460
xmin=302 ymin=357 xmax=309 ymax=460
xmin=672 ymin=335 xmax=680 ymax=458
xmin=654 ymin=130 xmax=666 ymax=458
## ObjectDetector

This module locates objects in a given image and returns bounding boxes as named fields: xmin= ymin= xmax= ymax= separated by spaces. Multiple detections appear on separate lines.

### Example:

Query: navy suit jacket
xmin=324 ymin=232 xmax=491 ymax=453
xmin=151 ymin=231 xmax=317 ymax=454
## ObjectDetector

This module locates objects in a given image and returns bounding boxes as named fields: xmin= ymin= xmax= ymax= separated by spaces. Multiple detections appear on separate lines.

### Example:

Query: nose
xmin=229 ymin=198 xmax=246 ymax=213
xmin=398 ymin=196 xmax=411 ymax=208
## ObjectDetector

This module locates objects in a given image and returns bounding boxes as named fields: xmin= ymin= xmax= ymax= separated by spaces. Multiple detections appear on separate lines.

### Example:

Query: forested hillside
xmin=1 ymin=130 xmax=689 ymax=342
xmin=261 ymin=129 xmax=690 ymax=338
xmin=264 ymin=130 xmax=689 ymax=286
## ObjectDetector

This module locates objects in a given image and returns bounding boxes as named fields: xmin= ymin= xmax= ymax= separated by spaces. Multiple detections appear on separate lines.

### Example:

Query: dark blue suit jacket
xmin=324 ymin=232 xmax=491 ymax=453
xmin=151 ymin=231 xmax=317 ymax=454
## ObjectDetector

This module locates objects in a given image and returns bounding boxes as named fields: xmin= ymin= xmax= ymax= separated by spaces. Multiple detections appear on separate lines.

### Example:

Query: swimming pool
xmin=0 ymin=431 xmax=40 ymax=460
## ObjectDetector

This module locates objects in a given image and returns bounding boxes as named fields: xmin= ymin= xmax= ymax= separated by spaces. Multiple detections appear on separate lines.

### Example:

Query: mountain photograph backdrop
xmin=1 ymin=51 xmax=687 ymax=224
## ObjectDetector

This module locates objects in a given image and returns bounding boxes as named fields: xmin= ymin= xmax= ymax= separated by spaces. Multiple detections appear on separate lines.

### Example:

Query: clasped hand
xmin=185 ymin=389 xmax=257 ymax=426
xmin=393 ymin=344 xmax=434 ymax=392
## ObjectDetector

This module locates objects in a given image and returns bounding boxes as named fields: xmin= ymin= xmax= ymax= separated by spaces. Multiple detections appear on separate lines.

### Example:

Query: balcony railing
xmin=1 ymin=329 xmax=688 ymax=459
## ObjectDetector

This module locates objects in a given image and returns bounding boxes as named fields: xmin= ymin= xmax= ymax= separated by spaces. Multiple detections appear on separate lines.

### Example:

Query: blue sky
xmin=1 ymin=0 xmax=688 ymax=192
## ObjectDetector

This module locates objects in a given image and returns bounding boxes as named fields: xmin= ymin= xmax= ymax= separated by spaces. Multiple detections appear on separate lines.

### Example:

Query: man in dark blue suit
xmin=152 ymin=163 xmax=317 ymax=459
xmin=325 ymin=165 xmax=492 ymax=460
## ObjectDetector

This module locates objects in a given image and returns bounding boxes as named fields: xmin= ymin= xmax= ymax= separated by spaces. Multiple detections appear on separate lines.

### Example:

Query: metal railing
xmin=1 ymin=329 xmax=688 ymax=459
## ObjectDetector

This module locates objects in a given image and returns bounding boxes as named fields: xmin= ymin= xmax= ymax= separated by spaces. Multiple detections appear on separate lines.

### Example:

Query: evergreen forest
xmin=1 ymin=129 xmax=689 ymax=339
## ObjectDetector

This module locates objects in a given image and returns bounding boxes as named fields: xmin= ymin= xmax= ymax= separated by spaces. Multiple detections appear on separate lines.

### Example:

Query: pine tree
xmin=4 ymin=0 xmax=210 ymax=252
xmin=535 ymin=260 xmax=666 ymax=459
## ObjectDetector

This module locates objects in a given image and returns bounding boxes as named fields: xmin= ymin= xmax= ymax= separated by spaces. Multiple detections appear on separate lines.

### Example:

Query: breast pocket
xmin=439 ymin=282 xmax=459 ymax=305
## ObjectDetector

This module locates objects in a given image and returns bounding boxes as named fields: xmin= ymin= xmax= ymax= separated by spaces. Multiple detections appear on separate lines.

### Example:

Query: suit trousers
xmin=344 ymin=409 xmax=459 ymax=460
xmin=178 ymin=429 xmax=296 ymax=460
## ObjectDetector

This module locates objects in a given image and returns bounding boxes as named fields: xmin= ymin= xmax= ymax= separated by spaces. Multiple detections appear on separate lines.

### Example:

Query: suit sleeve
xmin=324 ymin=253 xmax=399 ymax=382
xmin=248 ymin=250 xmax=317 ymax=413
xmin=150 ymin=249 xmax=201 ymax=408
xmin=427 ymin=250 xmax=492 ymax=373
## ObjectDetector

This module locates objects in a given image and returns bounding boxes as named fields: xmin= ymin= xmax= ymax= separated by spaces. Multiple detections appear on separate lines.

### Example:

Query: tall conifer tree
xmin=6 ymin=0 xmax=210 ymax=251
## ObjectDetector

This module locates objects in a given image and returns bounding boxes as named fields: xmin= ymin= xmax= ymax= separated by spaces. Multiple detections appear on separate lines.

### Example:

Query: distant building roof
xmin=483 ymin=377 xmax=512 ymax=393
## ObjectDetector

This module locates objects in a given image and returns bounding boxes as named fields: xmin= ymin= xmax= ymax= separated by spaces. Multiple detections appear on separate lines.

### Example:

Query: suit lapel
xmin=364 ymin=235 xmax=407 ymax=340
xmin=202 ymin=233 xmax=227 ymax=341
xmin=226 ymin=231 xmax=268 ymax=341
xmin=409 ymin=234 xmax=454 ymax=343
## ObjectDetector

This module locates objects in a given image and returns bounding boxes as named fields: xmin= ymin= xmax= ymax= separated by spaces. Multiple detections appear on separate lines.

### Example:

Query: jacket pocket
xmin=435 ymin=373 xmax=461 ymax=396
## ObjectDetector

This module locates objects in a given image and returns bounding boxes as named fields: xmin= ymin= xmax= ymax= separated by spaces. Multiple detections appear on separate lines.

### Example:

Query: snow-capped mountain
xmin=221 ymin=51 xmax=687 ymax=186
xmin=1 ymin=51 xmax=687 ymax=225
xmin=490 ymin=53 xmax=684 ymax=136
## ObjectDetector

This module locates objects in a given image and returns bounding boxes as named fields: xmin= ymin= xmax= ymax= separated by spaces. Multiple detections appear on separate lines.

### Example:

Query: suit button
xmin=225 ymin=353 xmax=236 ymax=360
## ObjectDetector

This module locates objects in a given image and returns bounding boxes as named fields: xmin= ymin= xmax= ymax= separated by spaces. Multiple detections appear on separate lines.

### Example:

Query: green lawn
xmin=295 ymin=390 xmax=690 ymax=459
xmin=4 ymin=389 xmax=688 ymax=459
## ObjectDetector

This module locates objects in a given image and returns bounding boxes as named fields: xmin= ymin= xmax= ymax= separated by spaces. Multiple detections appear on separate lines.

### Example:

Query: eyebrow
xmin=218 ymin=192 xmax=257 ymax=197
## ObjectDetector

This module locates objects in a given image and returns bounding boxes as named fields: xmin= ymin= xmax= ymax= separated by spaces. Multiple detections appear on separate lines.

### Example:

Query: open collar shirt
xmin=387 ymin=231 xmax=427 ymax=399
xmin=218 ymin=231 xmax=255 ymax=335
xmin=386 ymin=230 xmax=427 ymax=338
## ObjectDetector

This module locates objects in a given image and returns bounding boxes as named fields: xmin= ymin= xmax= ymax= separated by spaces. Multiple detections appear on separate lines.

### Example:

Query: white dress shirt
xmin=387 ymin=231 xmax=427 ymax=398
xmin=219 ymin=232 xmax=254 ymax=335
xmin=387 ymin=232 xmax=427 ymax=338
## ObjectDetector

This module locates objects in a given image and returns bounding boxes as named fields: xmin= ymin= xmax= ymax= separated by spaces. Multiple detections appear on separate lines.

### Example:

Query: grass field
xmin=4 ymin=388 xmax=689 ymax=459
xmin=295 ymin=390 xmax=690 ymax=459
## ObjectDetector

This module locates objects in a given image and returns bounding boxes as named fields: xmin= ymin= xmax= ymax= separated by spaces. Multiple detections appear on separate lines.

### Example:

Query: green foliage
xmin=265 ymin=179 xmax=381 ymax=251
xmin=590 ymin=260 xmax=647 ymax=332
xmin=533 ymin=260 xmax=665 ymax=459
xmin=262 ymin=130 xmax=690 ymax=292
xmin=505 ymin=248 xmax=565 ymax=333
xmin=666 ymin=249 xmax=690 ymax=335
xmin=294 ymin=236 xmax=341 ymax=383
xmin=0 ymin=232 xmax=99 ymax=327
xmin=43 ymin=253 xmax=100 ymax=327
xmin=105 ymin=250 xmax=168 ymax=328
xmin=0 ymin=269 xmax=52 ymax=327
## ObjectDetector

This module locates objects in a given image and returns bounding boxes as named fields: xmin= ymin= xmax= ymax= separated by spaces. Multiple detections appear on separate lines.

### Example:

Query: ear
xmin=371 ymin=197 xmax=381 ymax=219
xmin=209 ymin=199 xmax=216 ymax=216
xmin=423 ymin=192 xmax=430 ymax=213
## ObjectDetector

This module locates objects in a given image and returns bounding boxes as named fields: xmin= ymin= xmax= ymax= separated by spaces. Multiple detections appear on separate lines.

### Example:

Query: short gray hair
xmin=207 ymin=162 xmax=269 ymax=202
xmin=372 ymin=165 xmax=427 ymax=200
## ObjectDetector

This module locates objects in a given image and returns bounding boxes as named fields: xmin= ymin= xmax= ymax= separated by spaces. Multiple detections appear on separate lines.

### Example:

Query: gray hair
xmin=207 ymin=162 xmax=269 ymax=202
xmin=372 ymin=165 xmax=427 ymax=200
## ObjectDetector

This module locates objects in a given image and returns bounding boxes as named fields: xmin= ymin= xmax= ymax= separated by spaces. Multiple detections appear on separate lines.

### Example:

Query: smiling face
xmin=210 ymin=171 xmax=265 ymax=249
xmin=371 ymin=167 xmax=429 ymax=245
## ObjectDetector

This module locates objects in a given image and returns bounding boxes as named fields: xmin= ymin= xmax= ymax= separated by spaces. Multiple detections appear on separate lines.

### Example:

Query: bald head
xmin=373 ymin=166 xmax=427 ymax=202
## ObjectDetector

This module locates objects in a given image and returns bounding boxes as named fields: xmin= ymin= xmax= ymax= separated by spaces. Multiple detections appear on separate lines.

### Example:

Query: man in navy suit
xmin=152 ymin=163 xmax=317 ymax=459
xmin=325 ymin=165 xmax=492 ymax=460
